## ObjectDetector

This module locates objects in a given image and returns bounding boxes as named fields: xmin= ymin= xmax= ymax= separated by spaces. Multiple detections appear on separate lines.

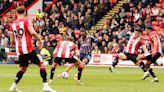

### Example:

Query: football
xmin=61 ymin=72 xmax=69 ymax=79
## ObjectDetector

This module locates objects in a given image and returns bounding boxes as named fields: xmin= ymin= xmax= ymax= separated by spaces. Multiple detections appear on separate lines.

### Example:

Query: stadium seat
xmin=152 ymin=21 xmax=159 ymax=26
xmin=156 ymin=16 xmax=163 ymax=21
xmin=113 ymin=0 xmax=117 ymax=4
xmin=156 ymin=3 xmax=162 ymax=8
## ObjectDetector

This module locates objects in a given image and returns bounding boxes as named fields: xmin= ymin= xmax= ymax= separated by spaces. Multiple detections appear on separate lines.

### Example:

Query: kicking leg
xmin=109 ymin=53 xmax=127 ymax=72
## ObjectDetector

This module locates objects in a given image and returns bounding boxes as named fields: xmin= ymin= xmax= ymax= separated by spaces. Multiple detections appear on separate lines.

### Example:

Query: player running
xmin=49 ymin=36 xmax=85 ymax=84
xmin=9 ymin=6 xmax=56 ymax=92
xmin=109 ymin=28 xmax=149 ymax=73
xmin=138 ymin=26 xmax=162 ymax=82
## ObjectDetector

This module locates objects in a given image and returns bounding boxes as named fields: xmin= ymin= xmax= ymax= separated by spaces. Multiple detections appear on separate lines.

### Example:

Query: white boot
xmin=9 ymin=83 xmax=21 ymax=92
xmin=150 ymin=77 xmax=159 ymax=82
xmin=141 ymin=71 xmax=150 ymax=80
xmin=43 ymin=83 xmax=56 ymax=92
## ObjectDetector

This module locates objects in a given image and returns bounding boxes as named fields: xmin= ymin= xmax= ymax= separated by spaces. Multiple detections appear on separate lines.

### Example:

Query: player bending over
xmin=56 ymin=28 xmax=95 ymax=85
xmin=109 ymin=28 xmax=151 ymax=76
xmin=49 ymin=37 xmax=85 ymax=84
xmin=9 ymin=6 xmax=56 ymax=92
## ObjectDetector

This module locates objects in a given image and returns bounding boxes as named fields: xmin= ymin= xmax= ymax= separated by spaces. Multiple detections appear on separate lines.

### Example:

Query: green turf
xmin=0 ymin=65 xmax=164 ymax=92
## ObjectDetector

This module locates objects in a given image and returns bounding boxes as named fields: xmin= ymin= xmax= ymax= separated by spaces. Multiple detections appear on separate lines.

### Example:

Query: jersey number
xmin=13 ymin=28 xmax=24 ymax=38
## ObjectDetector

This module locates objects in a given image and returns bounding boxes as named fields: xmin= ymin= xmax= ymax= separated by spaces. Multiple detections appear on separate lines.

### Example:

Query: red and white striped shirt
xmin=126 ymin=33 xmax=145 ymax=54
xmin=149 ymin=31 xmax=162 ymax=53
xmin=53 ymin=41 xmax=78 ymax=58
xmin=10 ymin=18 xmax=34 ymax=55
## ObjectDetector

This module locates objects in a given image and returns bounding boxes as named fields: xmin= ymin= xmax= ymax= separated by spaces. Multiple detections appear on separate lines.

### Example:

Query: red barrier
xmin=44 ymin=0 xmax=58 ymax=11
xmin=26 ymin=0 xmax=39 ymax=10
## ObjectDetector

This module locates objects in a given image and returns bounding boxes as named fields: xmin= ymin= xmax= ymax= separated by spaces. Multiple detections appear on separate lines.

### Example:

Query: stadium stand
xmin=0 ymin=0 xmax=163 ymax=64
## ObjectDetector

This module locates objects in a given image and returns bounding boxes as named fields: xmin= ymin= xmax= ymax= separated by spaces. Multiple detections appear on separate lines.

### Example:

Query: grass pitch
xmin=0 ymin=65 xmax=164 ymax=92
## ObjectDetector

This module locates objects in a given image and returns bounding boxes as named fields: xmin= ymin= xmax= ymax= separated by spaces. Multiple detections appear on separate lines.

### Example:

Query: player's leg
xmin=76 ymin=55 xmax=90 ymax=85
xmin=9 ymin=54 xmax=29 ymax=92
xmin=137 ymin=54 xmax=151 ymax=80
xmin=49 ymin=62 xmax=58 ymax=83
xmin=141 ymin=53 xmax=160 ymax=82
xmin=65 ymin=64 xmax=75 ymax=72
xmin=109 ymin=53 xmax=127 ymax=72
xmin=32 ymin=53 xmax=56 ymax=92
xmin=146 ymin=53 xmax=160 ymax=82
xmin=49 ymin=57 xmax=62 ymax=84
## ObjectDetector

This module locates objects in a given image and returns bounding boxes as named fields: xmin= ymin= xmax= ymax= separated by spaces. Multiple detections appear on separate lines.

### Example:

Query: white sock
xmin=154 ymin=77 xmax=158 ymax=80
xmin=144 ymin=71 xmax=149 ymax=76
xmin=12 ymin=83 xmax=17 ymax=87
xmin=43 ymin=83 xmax=48 ymax=87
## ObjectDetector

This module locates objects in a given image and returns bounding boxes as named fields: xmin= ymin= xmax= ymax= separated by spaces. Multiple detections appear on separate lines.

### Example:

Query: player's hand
xmin=152 ymin=51 xmax=157 ymax=57
xmin=38 ymin=40 xmax=43 ymax=50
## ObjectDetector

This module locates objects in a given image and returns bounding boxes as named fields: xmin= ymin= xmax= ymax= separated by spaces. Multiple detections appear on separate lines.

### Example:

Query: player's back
xmin=125 ymin=33 xmax=142 ymax=54
xmin=149 ymin=31 xmax=162 ymax=53
xmin=53 ymin=41 xmax=77 ymax=58
xmin=10 ymin=17 xmax=34 ymax=55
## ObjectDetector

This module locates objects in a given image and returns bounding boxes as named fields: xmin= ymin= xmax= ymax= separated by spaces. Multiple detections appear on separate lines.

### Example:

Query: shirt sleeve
xmin=27 ymin=19 xmax=33 ymax=26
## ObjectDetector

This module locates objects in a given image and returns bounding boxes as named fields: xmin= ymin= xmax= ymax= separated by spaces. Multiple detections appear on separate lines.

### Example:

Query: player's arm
xmin=140 ymin=39 xmax=149 ymax=53
xmin=28 ymin=25 xmax=43 ymax=50
xmin=152 ymin=36 xmax=158 ymax=53
xmin=9 ymin=31 xmax=15 ymax=47
xmin=142 ymin=44 xmax=149 ymax=53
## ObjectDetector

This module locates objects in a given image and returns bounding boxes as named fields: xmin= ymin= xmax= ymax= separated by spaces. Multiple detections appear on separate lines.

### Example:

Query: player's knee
xmin=51 ymin=62 xmax=58 ymax=68
xmin=82 ymin=59 xmax=89 ymax=64
xmin=20 ymin=66 xmax=28 ymax=72
xmin=39 ymin=62 xmax=46 ymax=67
xmin=78 ymin=62 xmax=85 ymax=69
xmin=119 ymin=53 xmax=127 ymax=60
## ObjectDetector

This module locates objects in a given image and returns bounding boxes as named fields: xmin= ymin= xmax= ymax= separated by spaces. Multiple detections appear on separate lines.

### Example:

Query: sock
xmin=50 ymin=67 xmax=56 ymax=80
xmin=77 ymin=68 xmax=83 ymax=80
xmin=40 ymin=67 xmax=47 ymax=83
xmin=154 ymin=77 xmax=158 ymax=80
xmin=14 ymin=70 xmax=25 ymax=84
xmin=139 ymin=61 xmax=146 ymax=72
xmin=112 ymin=56 xmax=119 ymax=68
xmin=148 ymin=68 xmax=156 ymax=78
xmin=144 ymin=71 xmax=149 ymax=76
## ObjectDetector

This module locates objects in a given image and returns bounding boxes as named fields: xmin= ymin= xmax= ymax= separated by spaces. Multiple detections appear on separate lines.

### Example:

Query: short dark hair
xmin=16 ymin=6 xmax=25 ymax=14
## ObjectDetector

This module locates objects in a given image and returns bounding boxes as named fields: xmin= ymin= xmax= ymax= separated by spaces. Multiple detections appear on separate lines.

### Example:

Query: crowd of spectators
xmin=90 ymin=0 xmax=164 ymax=54
xmin=0 ymin=0 xmax=163 ymax=58
xmin=0 ymin=0 xmax=12 ymax=13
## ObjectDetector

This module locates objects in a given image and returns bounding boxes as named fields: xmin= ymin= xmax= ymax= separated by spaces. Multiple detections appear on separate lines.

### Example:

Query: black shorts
xmin=124 ymin=52 xmax=138 ymax=63
xmin=146 ymin=52 xmax=161 ymax=63
xmin=54 ymin=57 xmax=77 ymax=65
xmin=19 ymin=51 xmax=42 ymax=67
